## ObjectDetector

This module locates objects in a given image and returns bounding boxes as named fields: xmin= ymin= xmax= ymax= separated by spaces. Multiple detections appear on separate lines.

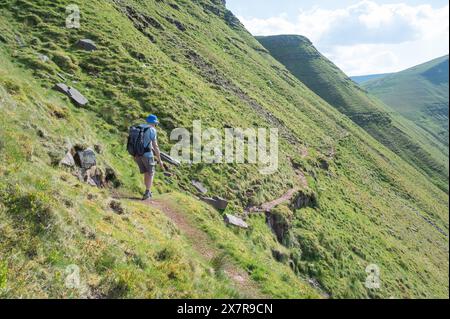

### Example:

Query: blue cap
xmin=146 ymin=114 xmax=159 ymax=124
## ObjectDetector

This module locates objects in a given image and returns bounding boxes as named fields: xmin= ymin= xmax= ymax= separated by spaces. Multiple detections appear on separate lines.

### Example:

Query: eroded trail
xmin=145 ymin=198 xmax=268 ymax=299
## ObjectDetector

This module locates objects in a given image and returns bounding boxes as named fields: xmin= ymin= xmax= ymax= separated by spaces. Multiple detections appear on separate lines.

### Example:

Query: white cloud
xmin=238 ymin=1 xmax=449 ymax=75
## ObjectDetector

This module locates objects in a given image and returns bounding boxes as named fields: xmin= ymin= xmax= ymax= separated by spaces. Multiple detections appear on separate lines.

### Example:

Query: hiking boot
xmin=142 ymin=190 xmax=152 ymax=200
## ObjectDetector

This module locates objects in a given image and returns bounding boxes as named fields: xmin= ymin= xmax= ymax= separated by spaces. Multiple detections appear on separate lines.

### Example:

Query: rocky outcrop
xmin=292 ymin=190 xmax=318 ymax=210
xmin=224 ymin=214 xmax=248 ymax=229
xmin=200 ymin=196 xmax=228 ymax=210
xmin=60 ymin=145 xmax=119 ymax=188
xmin=76 ymin=39 xmax=97 ymax=51
xmin=74 ymin=148 xmax=96 ymax=169
xmin=265 ymin=205 xmax=294 ymax=247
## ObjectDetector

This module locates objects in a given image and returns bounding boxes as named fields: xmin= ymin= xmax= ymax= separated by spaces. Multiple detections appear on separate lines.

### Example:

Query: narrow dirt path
xmin=248 ymin=188 xmax=299 ymax=213
xmin=144 ymin=198 xmax=268 ymax=299
xmin=247 ymin=170 xmax=307 ymax=214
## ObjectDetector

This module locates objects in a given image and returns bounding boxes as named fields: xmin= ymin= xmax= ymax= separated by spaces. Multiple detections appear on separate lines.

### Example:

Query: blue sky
xmin=227 ymin=0 xmax=449 ymax=75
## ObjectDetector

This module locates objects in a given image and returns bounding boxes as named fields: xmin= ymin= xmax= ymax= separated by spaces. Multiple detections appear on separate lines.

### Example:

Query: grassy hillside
xmin=0 ymin=0 xmax=448 ymax=299
xmin=363 ymin=55 xmax=449 ymax=150
xmin=351 ymin=74 xmax=391 ymax=85
xmin=257 ymin=35 xmax=449 ymax=193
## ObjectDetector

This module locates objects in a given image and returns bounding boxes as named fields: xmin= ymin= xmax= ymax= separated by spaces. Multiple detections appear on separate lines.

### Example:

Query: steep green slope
xmin=351 ymin=74 xmax=391 ymax=85
xmin=0 ymin=0 xmax=448 ymax=299
xmin=257 ymin=35 xmax=449 ymax=192
xmin=363 ymin=55 xmax=449 ymax=149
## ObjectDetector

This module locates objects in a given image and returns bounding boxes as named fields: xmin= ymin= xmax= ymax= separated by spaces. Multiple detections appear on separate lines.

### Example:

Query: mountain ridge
xmin=257 ymin=34 xmax=449 ymax=192
xmin=362 ymin=54 xmax=449 ymax=151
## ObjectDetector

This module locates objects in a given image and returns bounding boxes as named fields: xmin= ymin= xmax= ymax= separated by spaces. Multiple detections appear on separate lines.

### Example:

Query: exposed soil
xmin=144 ymin=197 xmax=268 ymax=299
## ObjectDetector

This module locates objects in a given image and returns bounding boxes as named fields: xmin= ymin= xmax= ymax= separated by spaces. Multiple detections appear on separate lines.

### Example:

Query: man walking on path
xmin=132 ymin=114 xmax=164 ymax=200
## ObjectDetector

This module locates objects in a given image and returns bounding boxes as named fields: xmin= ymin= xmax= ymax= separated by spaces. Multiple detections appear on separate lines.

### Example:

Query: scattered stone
xmin=164 ymin=171 xmax=173 ymax=177
xmin=60 ymin=151 xmax=75 ymax=167
xmin=224 ymin=214 xmax=248 ymax=229
xmin=200 ymin=196 xmax=228 ymax=210
xmin=192 ymin=180 xmax=208 ymax=194
xmin=76 ymin=39 xmax=97 ymax=51
xmin=110 ymin=200 xmax=125 ymax=215
xmin=37 ymin=53 xmax=50 ymax=63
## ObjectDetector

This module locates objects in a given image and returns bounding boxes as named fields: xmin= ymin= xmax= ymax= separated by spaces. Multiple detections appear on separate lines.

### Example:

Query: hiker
xmin=127 ymin=114 xmax=164 ymax=200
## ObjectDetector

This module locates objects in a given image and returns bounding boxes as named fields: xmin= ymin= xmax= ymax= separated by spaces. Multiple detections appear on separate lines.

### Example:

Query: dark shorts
xmin=134 ymin=156 xmax=156 ymax=175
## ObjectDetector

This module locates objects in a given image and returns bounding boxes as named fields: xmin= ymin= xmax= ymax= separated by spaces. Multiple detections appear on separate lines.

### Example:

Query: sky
xmin=226 ymin=0 xmax=449 ymax=76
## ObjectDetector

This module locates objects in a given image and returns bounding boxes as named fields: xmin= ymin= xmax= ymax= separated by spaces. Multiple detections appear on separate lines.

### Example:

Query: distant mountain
xmin=0 ymin=1 xmax=448 ymax=299
xmin=351 ymin=73 xmax=391 ymax=84
xmin=257 ymin=35 xmax=449 ymax=192
xmin=363 ymin=55 xmax=449 ymax=149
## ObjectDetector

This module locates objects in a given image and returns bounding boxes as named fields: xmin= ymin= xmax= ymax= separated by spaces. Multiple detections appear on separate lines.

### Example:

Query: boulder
xmin=74 ymin=148 xmax=96 ymax=169
xmin=192 ymin=180 xmax=208 ymax=194
xmin=224 ymin=214 xmax=248 ymax=229
xmin=67 ymin=87 xmax=88 ymax=106
xmin=53 ymin=83 xmax=89 ymax=107
xmin=60 ymin=151 xmax=75 ymax=167
xmin=76 ymin=39 xmax=97 ymax=51
xmin=200 ymin=196 xmax=228 ymax=210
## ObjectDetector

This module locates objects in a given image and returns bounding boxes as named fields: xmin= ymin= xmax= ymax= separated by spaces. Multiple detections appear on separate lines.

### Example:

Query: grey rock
xmin=76 ymin=39 xmax=97 ymax=51
xmin=53 ymin=83 xmax=89 ymax=107
xmin=192 ymin=180 xmax=208 ymax=194
xmin=68 ymin=87 xmax=88 ymax=106
xmin=224 ymin=214 xmax=248 ymax=229
xmin=37 ymin=54 xmax=50 ymax=63
xmin=74 ymin=148 xmax=96 ymax=169
xmin=60 ymin=151 xmax=75 ymax=167
xmin=200 ymin=196 xmax=228 ymax=210
xmin=54 ymin=83 xmax=70 ymax=94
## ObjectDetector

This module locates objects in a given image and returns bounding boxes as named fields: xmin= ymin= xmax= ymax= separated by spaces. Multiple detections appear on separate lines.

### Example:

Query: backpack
xmin=127 ymin=125 xmax=151 ymax=157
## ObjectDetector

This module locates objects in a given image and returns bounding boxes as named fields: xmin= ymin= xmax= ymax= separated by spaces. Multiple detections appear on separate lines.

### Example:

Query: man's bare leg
xmin=144 ymin=172 xmax=154 ymax=192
